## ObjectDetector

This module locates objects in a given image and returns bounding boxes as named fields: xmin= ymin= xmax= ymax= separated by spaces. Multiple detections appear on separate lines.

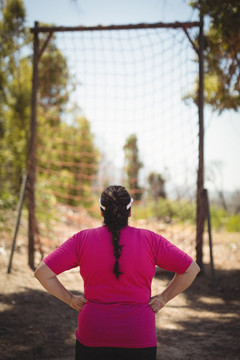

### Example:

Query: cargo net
xmin=36 ymin=25 xmax=199 ymax=255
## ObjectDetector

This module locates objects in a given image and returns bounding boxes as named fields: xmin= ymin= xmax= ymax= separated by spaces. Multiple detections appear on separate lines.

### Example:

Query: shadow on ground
xmin=0 ymin=289 xmax=83 ymax=360
xmin=0 ymin=267 xmax=239 ymax=360
xmin=154 ymin=266 xmax=240 ymax=360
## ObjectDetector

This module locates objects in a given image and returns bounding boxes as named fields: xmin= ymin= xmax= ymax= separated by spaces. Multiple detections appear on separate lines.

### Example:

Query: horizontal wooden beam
xmin=30 ymin=21 xmax=200 ymax=33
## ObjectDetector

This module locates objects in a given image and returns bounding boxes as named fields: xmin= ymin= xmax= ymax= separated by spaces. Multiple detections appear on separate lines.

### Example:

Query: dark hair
xmin=100 ymin=185 xmax=131 ymax=279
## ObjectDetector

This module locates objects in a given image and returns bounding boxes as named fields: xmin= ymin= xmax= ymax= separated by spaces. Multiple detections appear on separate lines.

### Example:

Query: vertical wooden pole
xmin=7 ymin=172 xmax=28 ymax=273
xmin=196 ymin=15 xmax=205 ymax=268
xmin=203 ymin=189 xmax=216 ymax=284
xmin=27 ymin=22 xmax=39 ymax=270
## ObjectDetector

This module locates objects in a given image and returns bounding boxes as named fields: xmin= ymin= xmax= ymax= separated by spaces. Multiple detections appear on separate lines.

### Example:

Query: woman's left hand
xmin=69 ymin=294 xmax=88 ymax=311
xmin=148 ymin=294 xmax=166 ymax=313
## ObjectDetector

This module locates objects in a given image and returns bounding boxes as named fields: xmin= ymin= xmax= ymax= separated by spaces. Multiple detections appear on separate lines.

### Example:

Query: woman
xmin=35 ymin=185 xmax=200 ymax=360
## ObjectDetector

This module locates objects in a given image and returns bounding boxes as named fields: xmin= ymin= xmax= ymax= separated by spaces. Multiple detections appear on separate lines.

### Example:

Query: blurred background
xmin=0 ymin=2 xmax=240 ymax=358
xmin=1 ymin=0 xmax=240 ymax=248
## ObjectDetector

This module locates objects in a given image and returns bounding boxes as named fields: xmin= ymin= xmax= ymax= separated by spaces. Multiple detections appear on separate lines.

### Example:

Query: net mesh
xmin=36 ymin=26 xmax=199 ymax=255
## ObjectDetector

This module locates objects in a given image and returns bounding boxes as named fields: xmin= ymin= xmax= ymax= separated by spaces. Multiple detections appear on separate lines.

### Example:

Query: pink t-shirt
xmin=43 ymin=225 xmax=192 ymax=348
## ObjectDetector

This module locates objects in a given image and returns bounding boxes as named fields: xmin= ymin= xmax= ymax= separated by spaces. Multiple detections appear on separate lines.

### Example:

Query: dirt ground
xmin=0 ymin=209 xmax=240 ymax=360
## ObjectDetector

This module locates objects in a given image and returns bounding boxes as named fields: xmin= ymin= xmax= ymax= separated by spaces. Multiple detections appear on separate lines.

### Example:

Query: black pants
xmin=75 ymin=339 xmax=157 ymax=360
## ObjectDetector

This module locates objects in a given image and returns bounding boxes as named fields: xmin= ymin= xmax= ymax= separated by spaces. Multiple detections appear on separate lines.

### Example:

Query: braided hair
xmin=100 ymin=185 xmax=132 ymax=279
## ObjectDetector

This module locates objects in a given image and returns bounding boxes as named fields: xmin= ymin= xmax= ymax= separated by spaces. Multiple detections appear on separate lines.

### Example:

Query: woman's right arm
xmin=34 ymin=261 xmax=87 ymax=311
xmin=149 ymin=260 xmax=200 ymax=313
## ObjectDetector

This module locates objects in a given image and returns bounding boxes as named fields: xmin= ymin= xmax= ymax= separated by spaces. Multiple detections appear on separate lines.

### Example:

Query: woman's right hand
xmin=69 ymin=294 xmax=88 ymax=312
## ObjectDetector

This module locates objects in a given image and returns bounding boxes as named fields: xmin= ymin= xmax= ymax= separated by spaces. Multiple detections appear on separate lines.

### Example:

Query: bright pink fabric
xmin=43 ymin=225 xmax=192 ymax=348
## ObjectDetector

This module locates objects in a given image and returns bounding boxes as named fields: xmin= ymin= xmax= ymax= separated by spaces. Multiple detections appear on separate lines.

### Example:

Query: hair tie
xmin=99 ymin=198 xmax=106 ymax=210
xmin=126 ymin=198 xmax=134 ymax=210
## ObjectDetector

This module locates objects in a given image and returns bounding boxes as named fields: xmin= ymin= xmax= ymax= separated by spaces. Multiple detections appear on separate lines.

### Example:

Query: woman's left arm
xmin=149 ymin=260 xmax=200 ymax=313
xmin=34 ymin=261 xmax=87 ymax=311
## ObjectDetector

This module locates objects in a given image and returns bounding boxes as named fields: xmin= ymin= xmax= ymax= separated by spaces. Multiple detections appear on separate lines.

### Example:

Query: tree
xmin=0 ymin=2 xmax=71 ymax=203
xmin=0 ymin=57 xmax=31 ymax=193
xmin=0 ymin=0 xmax=28 ymax=203
xmin=0 ymin=0 xmax=74 ymax=204
xmin=36 ymin=46 xmax=98 ymax=206
xmin=37 ymin=102 xmax=99 ymax=207
xmin=55 ymin=116 xmax=99 ymax=207
xmin=190 ymin=0 xmax=240 ymax=112
xmin=123 ymin=134 xmax=143 ymax=200
xmin=0 ymin=0 xmax=26 ymax=105
xmin=148 ymin=172 xmax=166 ymax=202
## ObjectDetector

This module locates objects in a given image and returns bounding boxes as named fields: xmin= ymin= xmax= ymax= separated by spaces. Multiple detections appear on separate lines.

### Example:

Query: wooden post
xmin=27 ymin=21 xmax=39 ymax=270
xmin=7 ymin=172 xmax=28 ymax=273
xmin=196 ymin=15 xmax=205 ymax=268
xmin=203 ymin=189 xmax=216 ymax=284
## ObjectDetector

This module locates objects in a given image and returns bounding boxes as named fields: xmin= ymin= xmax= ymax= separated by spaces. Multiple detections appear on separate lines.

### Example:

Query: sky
xmin=23 ymin=0 xmax=240 ymax=194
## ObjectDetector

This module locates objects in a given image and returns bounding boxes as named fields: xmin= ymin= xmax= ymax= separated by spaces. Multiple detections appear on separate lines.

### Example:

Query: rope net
xmin=36 ymin=26 xmax=199 ymax=255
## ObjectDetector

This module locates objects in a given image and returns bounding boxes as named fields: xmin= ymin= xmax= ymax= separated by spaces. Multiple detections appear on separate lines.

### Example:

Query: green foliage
xmin=37 ymin=114 xmax=99 ymax=209
xmin=0 ymin=0 xmax=99 ymax=228
xmin=208 ymin=205 xmax=227 ymax=230
xmin=132 ymin=198 xmax=196 ymax=224
xmin=225 ymin=214 xmax=240 ymax=232
xmin=35 ymin=28 xmax=99 ymax=211
xmin=123 ymin=134 xmax=143 ymax=200
xmin=35 ymin=181 xmax=58 ymax=233
xmin=190 ymin=0 xmax=240 ymax=112
xmin=35 ymin=117 xmax=99 ymax=235
xmin=207 ymin=205 xmax=240 ymax=232
xmin=132 ymin=197 xmax=240 ymax=232
xmin=0 ymin=0 xmax=27 ymax=103
xmin=0 ymin=1 xmax=29 ymax=203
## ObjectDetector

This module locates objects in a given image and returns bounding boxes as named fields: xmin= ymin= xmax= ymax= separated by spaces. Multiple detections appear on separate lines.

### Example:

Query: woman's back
xmin=35 ymin=186 xmax=199 ymax=359
xmin=78 ymin=225 xmax=156 ymax=304
xmin=44 ymin=224 xmax=192 ymax=348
